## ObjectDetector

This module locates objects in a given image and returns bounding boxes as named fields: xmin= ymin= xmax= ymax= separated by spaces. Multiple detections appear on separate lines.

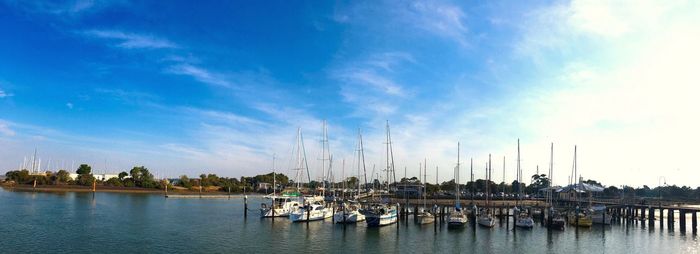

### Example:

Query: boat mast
xmin=487 ymin=154 xmax=491 ymax=208
xmin=272 ymin=154 xmax=276 ymax=196
xmin=456 ymin=142 xmax=460 ymax=206
xmin=359 ymin=129 xmax=368 ymax=194
xmin=470 ymin=157 xmax=473 ymax=202
xmin=517 ymin=139 xmax=521 ymax=207
xmin=548 ymin=143 xmax=554 ymax=207
xmin=423 ymin=158 xmax=427 ymax=209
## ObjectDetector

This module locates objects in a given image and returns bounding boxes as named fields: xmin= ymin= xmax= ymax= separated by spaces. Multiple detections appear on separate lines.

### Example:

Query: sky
xmin=0 ymin=0 xmax=699 ymax=188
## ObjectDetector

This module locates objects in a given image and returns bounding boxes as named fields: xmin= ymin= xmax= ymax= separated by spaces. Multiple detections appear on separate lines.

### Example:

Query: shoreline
xmin=0 ymin=184 xmax=262 ymax=196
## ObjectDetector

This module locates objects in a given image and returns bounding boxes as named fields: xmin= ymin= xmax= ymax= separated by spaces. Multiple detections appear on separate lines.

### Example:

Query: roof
xmin=557 ymin=183 xmax=604 ymax=193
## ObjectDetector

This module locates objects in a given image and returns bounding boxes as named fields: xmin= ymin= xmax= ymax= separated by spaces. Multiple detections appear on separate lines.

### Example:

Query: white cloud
xmin=84 ymin=30 xmax=178 ymax=49
xmin=407 ymin=1 xmax=470 ymax=47
xmin=66 ymin=102 xmax=74 ymax=109
xmin=167 ymin=64 xmax=232 ymax=87
xmin=0 ymin=89 xmax=13 ymax=98
xmin=0 ymin=122 xmax=16 ymax=136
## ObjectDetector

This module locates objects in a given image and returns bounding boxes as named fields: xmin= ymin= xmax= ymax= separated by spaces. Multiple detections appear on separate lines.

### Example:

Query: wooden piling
xmin=680 ymin=210 xmax=686 ymax=233
xmin=244 ymin=195 xmax=248 ymax=218
xmin=641 ymin=207 xmax=646 ymax=221
xmin=668 ymin=209 xmax=674 ymax=228
xmin=692 ymin=212 xmax=697 ymax=235
xmin=660 ymin=208 xmax=665 ymax=228
xmin=649 ymin=207 xmax=655 ymax=227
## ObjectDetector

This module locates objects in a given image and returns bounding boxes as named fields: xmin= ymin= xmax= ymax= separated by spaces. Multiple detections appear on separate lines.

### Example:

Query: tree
xmin=118 ymin=172 xmax=128 ymax=181
xmin=56 ymin=170 xmax=70 ymax=183
xmin=76 ymin=164 xmax=91 ymax=175
xmin=179 ymin=175 xmax=192 ymax=188
xmin=105 ymin=177 xmax=123 ymax=187
xmin=76 ymin=174 xmax=95 ymax=186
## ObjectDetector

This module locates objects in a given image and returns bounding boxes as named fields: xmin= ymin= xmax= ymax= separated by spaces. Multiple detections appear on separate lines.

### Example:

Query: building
xmin=69 ymin=173 xmax=122 ymax=181
xmin=257 ymin=182 xmax=271 ymax=191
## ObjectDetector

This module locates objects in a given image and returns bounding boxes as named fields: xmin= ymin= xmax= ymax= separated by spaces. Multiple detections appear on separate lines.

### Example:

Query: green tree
xmin=118 ymin=172 xmax=128 ymax=181
xmin=76 ymin=174 xmax=95 ymax=186
xmin=76 ymin=164 xmax=92 ymax=175
xmin=56 ymin=170 xmax=70 ymax=183
xmin=105 ymin=177 xmax=123 ymax=187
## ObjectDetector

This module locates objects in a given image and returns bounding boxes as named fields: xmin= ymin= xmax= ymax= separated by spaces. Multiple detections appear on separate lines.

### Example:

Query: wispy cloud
xmin=83 ymin=30 xmax=178 ymax=49
xmin=0 ymin=89 xmax=12 ymax=98
xmin=65 ymin=102 xmax=74 ymax=109
xmin=7 ymin=0 xmax=119 ymax=16
xmin=0 ymin=121 xmax=16 ymax=136
xmin=407 ymin=1 xmax=470 ymax=47
xmin=166 ymin=64 xmax=232 ymax=87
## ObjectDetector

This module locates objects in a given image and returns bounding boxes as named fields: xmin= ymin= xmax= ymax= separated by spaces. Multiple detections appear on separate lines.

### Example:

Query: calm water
xmin=1 ymin=188 xmax=698 ymax=253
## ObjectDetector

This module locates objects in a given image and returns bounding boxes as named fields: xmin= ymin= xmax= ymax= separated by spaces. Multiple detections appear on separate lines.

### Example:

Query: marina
xmin=1 ymin=188 xmax=699 ymax=253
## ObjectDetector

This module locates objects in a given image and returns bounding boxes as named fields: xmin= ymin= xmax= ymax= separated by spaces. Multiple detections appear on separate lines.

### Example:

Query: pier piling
xmin=669 ymin=209 xmax=675 ymax=229
xmin=692 ymin=212 xmax=697 ymax=234
xmin=649 ymin=207 xmax=655 ymax=228
xmin=641 ymin=207 xmax=646 ymax=221
xmin=244 ymin=195 xmax=248 ymax=218
xmin=660 ymin=208 xmax=664 ymax=228
xmin=680 ymin=210 xmax=686 ymax=233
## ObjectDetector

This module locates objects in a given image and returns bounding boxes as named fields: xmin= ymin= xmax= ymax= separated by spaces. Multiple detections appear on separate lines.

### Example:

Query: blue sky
xmin=1 ymin=0 xmax=699 ymax=187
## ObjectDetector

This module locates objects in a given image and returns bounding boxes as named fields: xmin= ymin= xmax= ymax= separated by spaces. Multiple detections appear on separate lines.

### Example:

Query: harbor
xmin=1 ymin=188 xmax=698 ymax=253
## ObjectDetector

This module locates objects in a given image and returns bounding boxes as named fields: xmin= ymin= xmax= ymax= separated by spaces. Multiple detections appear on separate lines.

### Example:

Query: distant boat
xmin=365 ymin=121 xmax=398 ymax=227
xmin=545 ymin=143 xmax=566 ymax=230
xmin=448 ymin=143 xmax=468 ymax=228
xmin=514 ymin=140 xmax=534 ymax=229
xmin=365 ymin=203 xmax=398 ymax=227
xmin=333 ymin=201 xmax=365 ymax=224
xmin=567 ymin=145 xmax=593 ymax=227
xmin=290 ymin=202 xmax=332 ymax=222
xmin=591 ymin=204 xmax=611 ymax=225
xmin=260 ymin=195 xmax=302 ymax=218
xmin=415 ymin=159 xmax=435 ymax=225
xmin=477 ymin=154 xmax=495 ymax=228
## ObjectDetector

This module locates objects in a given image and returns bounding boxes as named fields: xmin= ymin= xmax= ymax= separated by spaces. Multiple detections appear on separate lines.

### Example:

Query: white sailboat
xmin=448 ymin=142 xmax=468 ymax=228
xmin=514 ymin=140 xmax=534 ymax=228
xmin=546 ymin=143 xmax=566 ymax=230
xmin=416 ymin=159 xmax=435 ymax=225
xmin=260 ymin=155 xmax=302 ymax=217
xmin=477 ymin=154 xmax=496 ymax=228
xmin=289 ymin=127 xmax=332 ymax=222
xmin=365 ymin=121 xmax=398 ymax=227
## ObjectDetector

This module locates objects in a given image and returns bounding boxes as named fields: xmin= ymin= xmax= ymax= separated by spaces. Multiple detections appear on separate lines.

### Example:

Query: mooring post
xmin=680 ymin=210 xmax=686 ymax=233
xmin=669 ymin=209 xmax=675 ymax=228
xmin=506 ymin=203 xmax=510 ymax=228
xmin=414 ymin=205 xmax=418 ymax=223
xmin=244 ymin=195 xmax=248 ymax=218
xmin=692 ymin=212 xmax=697 ymax=235
xmin=649 ymin=207 xmax=655 ymax=227
xmin=660 ymin=208 xmax=664 ymax=228
xmin=641 ymin=207 xmax=646 ymax=221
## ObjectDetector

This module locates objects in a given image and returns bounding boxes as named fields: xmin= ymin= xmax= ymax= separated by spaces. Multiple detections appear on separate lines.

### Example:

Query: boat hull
xmin=515 ymin=217 xmax=534 ymax=228
xmin=333 ymin=211 xmax=366 ymax=224
xmin=568 ymin=215 xmax=593 ymax=227
xmin=477 ymin=216 xmax=495 ymax=227
xmin=365 ymin=211 xmax=398 ymax=227
xmin=416 ymin=213 xmax=435 ymax=225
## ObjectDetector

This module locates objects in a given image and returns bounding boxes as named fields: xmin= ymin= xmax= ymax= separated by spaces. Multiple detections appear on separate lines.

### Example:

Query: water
xmin=1 ymin=188 xmax=698 ymax=253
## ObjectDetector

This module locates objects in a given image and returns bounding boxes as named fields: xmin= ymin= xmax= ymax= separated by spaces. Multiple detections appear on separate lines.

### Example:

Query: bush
xmin=104 ymin=177 xmax=123 ymax=187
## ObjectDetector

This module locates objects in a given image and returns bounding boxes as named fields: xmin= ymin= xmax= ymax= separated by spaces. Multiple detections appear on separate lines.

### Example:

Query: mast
xmin=423 ymin=158 xmax=427 ymax=209
xmin=320 ymin=120 xmax=328 ymax=197
xmin=488 ymin=154 xmax=491 ymax=208
xmin=359 ymin=129 xmax=368 ymax=193
xmin=470 ymin=158 xmax=474 ymax=202
xmin=517 ymin=139 xmax=521 ymax=207
xmin=342 ymin=159 xmax=346 ymax=200
xmin=272 ymin=154 xmax=276 ymax=196
xmin=456 ymin=142 xmax=460 ymax=206
xmin=503 ymin=156 xmax=506 ymax=203
xmin=548 ymin=143 xmax=554 ymax=207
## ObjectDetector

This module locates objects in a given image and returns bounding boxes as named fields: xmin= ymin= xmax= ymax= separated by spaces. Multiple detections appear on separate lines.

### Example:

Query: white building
xmin=69 ymin=173 xmax=121 ymax=181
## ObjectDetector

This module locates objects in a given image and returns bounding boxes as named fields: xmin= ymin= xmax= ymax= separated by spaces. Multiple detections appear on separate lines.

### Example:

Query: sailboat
xmin=260 ymin=155 xmax=302 ymax=218
xmin=514 ymin=140 xmax=534 ymax=229
xmin=365 ymin=121 xmax=398 ymax=227
xmin=448 ymin=142 xmax=468 ymax=228
xmin=416 ymin=159 xmax=435 ymax=224
xmin=289 ymin=127 xmax=332 ymax=222
xmin=334 ymin=132 xmax=367 ymax=224
xmin=567 ymin=145 xmax=593 ymax=227
xmin=546 ymin=143 xmax=566 ymax=230
xmin=477 ymin=154 xmax=496 ymax=227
